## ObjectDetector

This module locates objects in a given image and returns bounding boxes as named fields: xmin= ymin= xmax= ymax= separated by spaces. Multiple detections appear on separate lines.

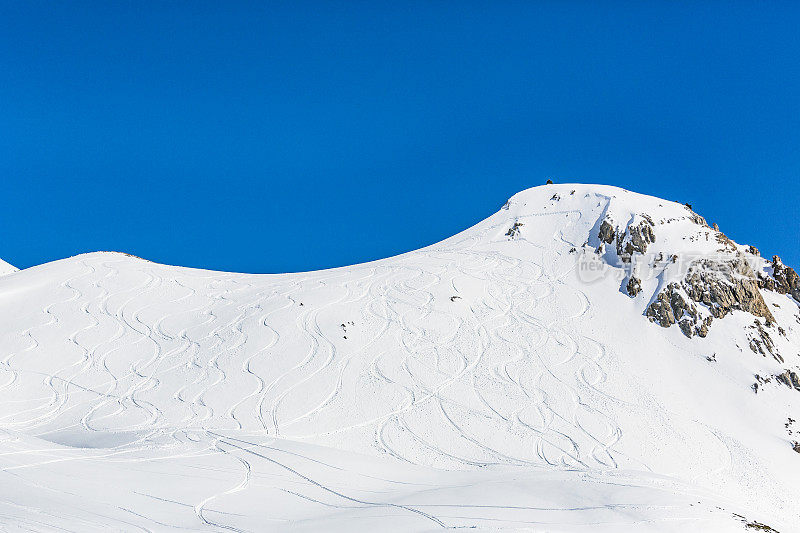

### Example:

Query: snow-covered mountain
xmin=1 ymin=184 xmax=798 ymax=532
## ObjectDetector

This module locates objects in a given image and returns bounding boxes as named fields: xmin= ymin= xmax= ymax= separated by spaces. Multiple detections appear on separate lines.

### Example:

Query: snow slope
xmin=0 ymin=258 xmax=17 ymax=276
xmin=0 ymin=184 xmax=798 ymax=532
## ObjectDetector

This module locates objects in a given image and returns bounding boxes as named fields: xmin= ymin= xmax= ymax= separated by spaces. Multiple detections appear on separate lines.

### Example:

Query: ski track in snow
xmin=0 ymin=185 xmax=793 ymax=531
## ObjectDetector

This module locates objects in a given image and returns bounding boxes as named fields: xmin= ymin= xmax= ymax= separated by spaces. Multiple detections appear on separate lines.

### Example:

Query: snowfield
xmin=0 ymin=184 xmax=798 ymax=532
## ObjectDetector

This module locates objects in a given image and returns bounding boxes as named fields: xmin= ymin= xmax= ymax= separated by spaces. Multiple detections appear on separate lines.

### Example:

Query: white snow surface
xmin=0 ymin=184 xmax=798 ymax=532
xmin=0 ymin=258 xmax=17 ymax=276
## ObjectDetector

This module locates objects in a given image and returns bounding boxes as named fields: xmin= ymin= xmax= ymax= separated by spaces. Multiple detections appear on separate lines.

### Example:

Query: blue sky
xmin=2 ymin=2 xmax=798 ymax=272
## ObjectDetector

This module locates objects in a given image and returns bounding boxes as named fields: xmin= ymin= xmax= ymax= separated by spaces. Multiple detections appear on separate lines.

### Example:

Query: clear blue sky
xmin=2 ymin=2 xmax=798 ymax=272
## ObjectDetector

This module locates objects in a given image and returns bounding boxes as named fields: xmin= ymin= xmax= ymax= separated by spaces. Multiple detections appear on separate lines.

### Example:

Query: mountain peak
xmin=0 ymin=184 xmax=798 ymax=531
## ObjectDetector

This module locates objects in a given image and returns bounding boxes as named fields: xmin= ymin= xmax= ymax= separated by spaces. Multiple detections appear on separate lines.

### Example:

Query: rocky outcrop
xmin=776 ymin=369 xmax=800 ymax=391
xmin=769 ymin=256 xmax=800 ymax=302
xmin=645 ymin=283 xmax=712 ymax=338
xmin=683 ymin=256 xmax=775 ymax=324
xmin=748 ymin=320 xmax=781 ymax=362
xmin=683 ymin=205 xmax=709 ymax=227
xmin=646 ymin=291 xmax=675 ymax=327
xmin=598 ymin=220 xmax=615 ymax=244
xmin=646 ymin=252 xmax=774 ymax=339
xmin=597 ymin=217 xmax=656 ymax=262
xmin=626 ymin=276 xmax=642 ymax=297
xmin=616 ymin=219 xmax=656 ymax=262
xmin=506 ymin=222 xmax=523 ymax=238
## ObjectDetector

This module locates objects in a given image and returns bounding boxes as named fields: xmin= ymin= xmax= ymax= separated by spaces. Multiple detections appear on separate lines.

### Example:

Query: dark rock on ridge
xmin=776 ymin=369 xmax=800 ymax=391
xmin=626 ymin=276 xmax=642 ymax=297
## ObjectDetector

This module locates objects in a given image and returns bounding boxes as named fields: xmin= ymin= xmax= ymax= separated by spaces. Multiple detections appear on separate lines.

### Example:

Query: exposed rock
xmin=597 ymin=217 xmax=656 ymax=262
xmin=715 ymin=232 xmax=737 ymax=252
xmin=747 ymin=245 xmax=760 ymax=257
xmin=776 ymin=369 xmax=800 ymax=391
xmin=506 ymin=222 xmax=523 ymax=238
xmin=683 ymin=255 xmax=775 ymax=323
xmin=748 ymin=320 xmax=781 ymax=362
xmin=645 ymin=283 xmax=711 ymax=338
xmin=626 ymin=276 xmax=642 ymax=297
xmin=752 ymin=374 xmax=772 ymax=394
xmin=646 ymin=291 xmax=676 ymax=328
xmin=598 ymin=220 xmax=615 ymax=244
xmin=645 ymin=248 xmax=779 ymax=340
xmin=678 ymin=319 xmax=694 ymax=338
xmin=616 ymin=220 xmax=656 ymax=261
xmin=770 ymin=256 xmax=800 ymax=302
xmin=743 ymin=519 xmax=780 ymax=532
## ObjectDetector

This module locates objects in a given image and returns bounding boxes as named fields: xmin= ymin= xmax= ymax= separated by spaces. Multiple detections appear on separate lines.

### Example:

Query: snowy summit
xmin=0 ymin=184 xmax=798 ymax=532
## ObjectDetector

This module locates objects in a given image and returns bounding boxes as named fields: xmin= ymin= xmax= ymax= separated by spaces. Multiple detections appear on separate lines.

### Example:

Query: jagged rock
xmin=752 ymin=374 xmax=772 ymax=393
xmin=506 ymin=222 xmax=523 ymax=238
xmin=771 ymin=256 xmax=800 ymax=302
xmin=678 ymin=319 xmax=694 ymax=338
xmin=697 ymin=317 xmax=712 ymax=338
xmin=669 ymin=288 xmax=691 ymax=317
xmin=713 ymin=223 xmax=720 ymax=231
xmin=596 ymin=216 xmax=656 ymax=263
xmin=646 ymin=275 xmax=740 ymax=339
xmin=646 ymin=283 xmax=707 ymax=338
xmin=715 ymin=232 xmax=737 ymax=252
xmin=748 ymin=320 xmax=781 ymax=362
xmin=626 ymin=276 xmax=642 ymax=297
xmin=646 ymin=292 xmax=675 ymax=327
xmin=683 ymin=255 xmax=775 ymax=324
xmin=757 ymin=272 xmax=776 ymax=291
xmin=776 ymin=369 xmax=800 ymax=391
xmin=747 ymin=245 xmax=760 ymax=257
xmin=598 ymin=220 xmax=615 ymax=244
xmin=616 ymin=220 xmax=656 ymax=261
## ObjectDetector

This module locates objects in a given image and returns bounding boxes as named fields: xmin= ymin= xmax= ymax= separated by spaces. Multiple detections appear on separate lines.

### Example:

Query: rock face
xmin=646 ymin=252 xmax=774 ymax=339
xmin=597 ymin=216 xmax=656 ymax=263
xmin=760 ymin=256 xmax=800 ymax=303
xmin=748 ymin=319 xmax=781 ymax=362
xmin=646 ymin=291 xmax=675 ymax=327
xmin=776 ymin=369 xmax=800 ymax=391
xmin=683 ymin=256 xmax=775 ymax=324
xmin=645 ymin=283 xmax=713 ymax=338
xmin=626 ymin=276 xmax=642 ymax=297
xmin=616 ymin=219 xmax=656 ymax=262
xmin=598 ymin=220 xmax=615 ymax=245
xmin=594 ymin=198 xmax=795 ymax=348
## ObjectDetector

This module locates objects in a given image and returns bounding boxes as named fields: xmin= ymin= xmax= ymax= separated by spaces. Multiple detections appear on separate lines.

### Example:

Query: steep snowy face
xmin=0 ymin=184 xmax=798 ymax=532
